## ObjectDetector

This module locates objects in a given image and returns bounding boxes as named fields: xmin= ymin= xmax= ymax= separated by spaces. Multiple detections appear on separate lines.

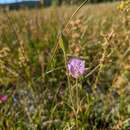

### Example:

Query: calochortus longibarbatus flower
xmin=67 ymin=58 xmax=85 ymax=78
xmin=0 ymin=95 xmax=8 ymax=103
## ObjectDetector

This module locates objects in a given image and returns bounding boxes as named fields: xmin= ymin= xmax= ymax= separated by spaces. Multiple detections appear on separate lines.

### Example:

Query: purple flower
xmin=67 ymin=58 xmax=85 ymax=78
xmin=0 ymin=95 xmax=8 ymax=103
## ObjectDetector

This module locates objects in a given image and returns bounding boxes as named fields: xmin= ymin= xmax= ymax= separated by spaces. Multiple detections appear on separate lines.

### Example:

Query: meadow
xmin=0 ymin=2 xmax=130 ymax=130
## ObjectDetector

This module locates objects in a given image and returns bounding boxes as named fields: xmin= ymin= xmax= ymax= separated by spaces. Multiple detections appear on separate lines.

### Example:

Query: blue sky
xmin=0 ymin=0 xmax=39 ymax=4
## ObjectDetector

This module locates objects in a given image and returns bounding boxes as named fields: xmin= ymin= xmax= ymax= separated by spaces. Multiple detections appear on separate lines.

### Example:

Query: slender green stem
xmin=85 ymin=65 xmax=100 ymax=78
xmin=75 ymin=78 xmax=79 ymax=128
xmin=46 ymin=0 xmax=89 ymax=71
xmin=63 ymin=0 xmax=89 ymax=32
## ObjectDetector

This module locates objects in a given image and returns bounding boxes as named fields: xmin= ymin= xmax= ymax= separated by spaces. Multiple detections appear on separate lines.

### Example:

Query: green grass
xmin=0 ymin=2 xmax=130 ymax=130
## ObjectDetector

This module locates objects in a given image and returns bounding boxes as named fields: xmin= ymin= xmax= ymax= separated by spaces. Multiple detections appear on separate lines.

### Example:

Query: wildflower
xmin=0 ymin=95 xmax=8 ymax=103
xmin=67 ymin=58 xmax=85 ymax=78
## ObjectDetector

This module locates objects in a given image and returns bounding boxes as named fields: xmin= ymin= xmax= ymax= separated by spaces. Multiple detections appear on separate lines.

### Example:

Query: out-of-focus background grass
xmin=0 ymin=0 xmax=130 ymax=129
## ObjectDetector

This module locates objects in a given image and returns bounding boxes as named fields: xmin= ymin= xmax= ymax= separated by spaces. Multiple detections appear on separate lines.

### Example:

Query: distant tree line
xmin=54 ymin=0 xmax=117 ymax=5
xmin=0 ymin=0 xmax=118 ymax=10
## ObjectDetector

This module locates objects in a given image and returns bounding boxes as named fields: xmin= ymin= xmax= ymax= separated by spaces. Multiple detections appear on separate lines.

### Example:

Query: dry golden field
xmin=0 ymin=2 xmax=130 ymax=130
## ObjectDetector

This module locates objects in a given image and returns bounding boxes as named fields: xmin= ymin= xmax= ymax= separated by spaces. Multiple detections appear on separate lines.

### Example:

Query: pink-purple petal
xmin=0 ymin=95 xmax=8 ymax=103
xmin=67 ymin=58 xmax=85 ymax=78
